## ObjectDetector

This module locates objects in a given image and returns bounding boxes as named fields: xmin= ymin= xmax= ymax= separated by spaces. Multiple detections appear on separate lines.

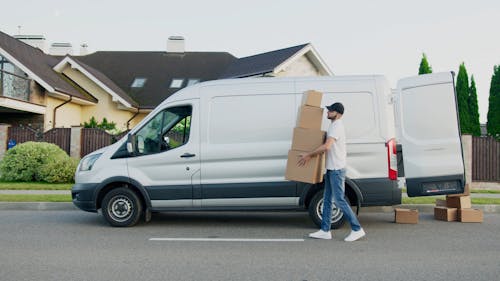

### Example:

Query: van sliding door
xmin=396 ymin=72 xmax=465 ymax=197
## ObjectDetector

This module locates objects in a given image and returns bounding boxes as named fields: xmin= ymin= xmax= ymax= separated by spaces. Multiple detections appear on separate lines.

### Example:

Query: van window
xmin=135 ymin=106 xmax=192 ymax=155
xmin=208 ymin=95 xmax=295 ymax=144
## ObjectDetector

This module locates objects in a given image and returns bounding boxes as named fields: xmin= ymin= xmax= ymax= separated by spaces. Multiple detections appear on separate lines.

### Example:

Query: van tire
xmin=308 ymin=191 xmax=349 ymax=230
xmin=102 ymin=187 xmax=143 ymax=227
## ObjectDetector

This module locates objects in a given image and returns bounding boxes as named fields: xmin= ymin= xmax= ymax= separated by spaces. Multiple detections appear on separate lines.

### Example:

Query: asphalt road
xmin=0 ymin=210 xmax=499 ymax=281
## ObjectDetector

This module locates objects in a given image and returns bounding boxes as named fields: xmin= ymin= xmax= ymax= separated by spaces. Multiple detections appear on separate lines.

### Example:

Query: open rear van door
xmin=395 ymin=72 xmax=465 ymax=197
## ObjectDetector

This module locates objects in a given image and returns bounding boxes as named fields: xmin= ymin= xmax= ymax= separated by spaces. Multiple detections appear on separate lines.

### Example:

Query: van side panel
xmin=199 ymin=82 xmax=298 ymax=206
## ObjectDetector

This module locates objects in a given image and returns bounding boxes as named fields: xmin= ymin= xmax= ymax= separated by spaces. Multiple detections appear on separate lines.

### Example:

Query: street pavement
xmin=0 ymin=210 xmax=499 ymax=281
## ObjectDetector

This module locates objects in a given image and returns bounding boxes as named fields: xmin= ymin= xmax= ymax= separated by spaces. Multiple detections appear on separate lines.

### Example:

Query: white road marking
xmin=149 ymin=238 xmax=304 ymax=242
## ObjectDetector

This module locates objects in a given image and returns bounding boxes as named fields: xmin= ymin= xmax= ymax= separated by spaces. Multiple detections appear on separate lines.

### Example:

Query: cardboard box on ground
xmin=285 ymin=90 xmax=326 ymax=184
xmin=433 ymin=184 xmax=483 ymax=223
xmin=394 ymin=208 xmax=419 ymax=224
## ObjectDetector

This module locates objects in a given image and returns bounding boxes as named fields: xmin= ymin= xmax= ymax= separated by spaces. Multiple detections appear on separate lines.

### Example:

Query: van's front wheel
xmin=308 ymin=191 xmax=348 ymax=229
xmin=102 ymin=187 xmax=143 ymax=227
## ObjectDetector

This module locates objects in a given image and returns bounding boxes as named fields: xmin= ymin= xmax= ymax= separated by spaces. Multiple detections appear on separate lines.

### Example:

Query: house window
xmin=131 ymin=78 xmax=147 ymax=88
xmin=187 ymin=79 xmax=200 ymax=86
xmin=0 ymin=55 xmax=30 ymax=101
xmin=170 ymin=78 xmax=184 ymax=88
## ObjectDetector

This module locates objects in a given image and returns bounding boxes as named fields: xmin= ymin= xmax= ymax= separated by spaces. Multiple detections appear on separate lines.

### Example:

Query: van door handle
xmin=180 ymin=153 xmax=196 ymax=158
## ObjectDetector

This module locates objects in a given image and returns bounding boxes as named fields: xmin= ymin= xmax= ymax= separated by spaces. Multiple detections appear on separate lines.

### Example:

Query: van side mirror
xmin=127 ymin=134 xmax=136 ymax=154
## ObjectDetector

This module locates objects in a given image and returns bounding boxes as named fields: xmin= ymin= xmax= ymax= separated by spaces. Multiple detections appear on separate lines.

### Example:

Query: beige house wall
xmin=45 ymin=96 xmax=82 ymax=130
xmin=274 ymin=55 xmax=321 ymax=77
xmin=129 ymin=113 xmax=149 ymax=129
xmin=61 ymin=67 xmax=135 ymax=132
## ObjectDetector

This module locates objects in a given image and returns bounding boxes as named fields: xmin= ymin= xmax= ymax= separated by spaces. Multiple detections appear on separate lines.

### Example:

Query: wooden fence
xmin=7 ymin=126 xmax=128 ymax=158
xmin=8 ymin=127 xmax=71 ymax=155
xmin=81 ymin=129 xmax=128 ymax=157
xmin=472 ymin=136 xmax=499 ymax=182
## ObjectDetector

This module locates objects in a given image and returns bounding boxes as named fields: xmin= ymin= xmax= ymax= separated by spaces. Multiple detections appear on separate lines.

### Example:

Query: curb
xmin=0 ymin=202 xmax=78 ymax=211
xmin=0 ymin=202 xmax=499 ymax=213
xmin=361 ymin=204 xmax=500 ymax=214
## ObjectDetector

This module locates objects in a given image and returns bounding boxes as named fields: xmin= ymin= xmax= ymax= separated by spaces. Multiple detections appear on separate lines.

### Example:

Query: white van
xmin=72 ymin=72 xmax=465 ymax=227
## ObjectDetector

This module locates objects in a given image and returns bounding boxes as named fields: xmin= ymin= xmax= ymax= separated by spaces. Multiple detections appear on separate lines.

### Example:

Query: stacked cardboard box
xmin=434 ymin=184 xmax=483 ymax=223
xmin=285 ymin=90 xmax=326 ymax=184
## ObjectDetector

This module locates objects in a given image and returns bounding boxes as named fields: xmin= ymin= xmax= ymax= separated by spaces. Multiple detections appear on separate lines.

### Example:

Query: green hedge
xmin=0 ymin=142 xmax=78 ymax=183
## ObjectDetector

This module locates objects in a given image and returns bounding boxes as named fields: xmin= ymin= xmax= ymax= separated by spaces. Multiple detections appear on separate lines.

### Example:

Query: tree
xmin=418 ymin=53 xmax=433 ymax=75
xmin=468 ymin=75 xmax=481 ymax=136
xmin=487 ymin=65 xmax=500 ymax=139
xmin=456 ymin=63 xmax=471 ymax=134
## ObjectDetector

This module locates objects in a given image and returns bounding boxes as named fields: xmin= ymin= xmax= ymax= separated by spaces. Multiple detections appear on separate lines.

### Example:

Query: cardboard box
xmin=394 ymin=208 xmax=419 ymax=224
xmin=446 ymin=195 xmax=472 ymax=209
xmin=458 ymin=208 xmax=483 ymax=223
xmin=291 ymin=127 xmax=326 ymax=151
xmin=446 ymin=183 xmax=471 ymax=197
xmin=297 ymin=105 xmax=324 ymax=130
xmin=435 ymin=199 xmax=447 ymax=207
xmin=302 ymin=90 xmax=323 ymax=107
xmin=434 ymin=206 xmax=458 ymax=221
xmin=285 ymin=150 xmax=324 ymax=184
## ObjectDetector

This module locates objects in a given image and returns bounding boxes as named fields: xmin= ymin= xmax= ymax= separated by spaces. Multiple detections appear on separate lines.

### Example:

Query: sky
xmin=1 ymin=0 xmax=498 ymax=122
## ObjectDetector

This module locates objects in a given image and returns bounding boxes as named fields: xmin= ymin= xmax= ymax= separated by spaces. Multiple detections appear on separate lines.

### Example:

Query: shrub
xmin=38 ymin=157 xmax=79 ymax=183
xmin=0 ymin=142 xmax=77 ymax=183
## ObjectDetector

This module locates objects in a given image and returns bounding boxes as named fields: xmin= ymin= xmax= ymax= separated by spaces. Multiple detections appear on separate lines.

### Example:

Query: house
xmin=0 ymin=30 xmax=332 ymax=132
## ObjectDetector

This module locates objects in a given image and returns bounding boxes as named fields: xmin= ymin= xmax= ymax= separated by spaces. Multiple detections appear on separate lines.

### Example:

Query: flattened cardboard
xmin=458 ymin=208 xmax=483 ymax=223
xmin=434 ymin=206 xmax=458 ymax=221
xmin=297 ymin=105 xmax=324 ymax=130
xmin=394 ymin=208 xmax=419 ymax=224
xmin=302 ymin=90 xmax=323 ymax=107
xmin=291 ymin=127 xmax=326 ymax=151
xmin=446 ymin=195 xmax=472 ymax=209
xmin=285 ymin=150 xmax=324 ymax=184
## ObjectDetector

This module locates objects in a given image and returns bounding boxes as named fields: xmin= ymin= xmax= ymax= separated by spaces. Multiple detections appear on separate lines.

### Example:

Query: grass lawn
xmin=0 ymin=194 xmax=71 ymax=202
xmin=0 ymin=182 xmax=72 ymax=190
xmin=402 ymin=196 xmax=500 ymax=205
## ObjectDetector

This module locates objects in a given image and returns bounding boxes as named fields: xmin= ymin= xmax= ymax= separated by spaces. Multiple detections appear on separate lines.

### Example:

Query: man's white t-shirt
xmin=325 ymin=119 xmax=346 ymax=170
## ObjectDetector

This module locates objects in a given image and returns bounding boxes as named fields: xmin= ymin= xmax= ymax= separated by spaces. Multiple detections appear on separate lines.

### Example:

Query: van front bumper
xmin=72 ymin=183 xmax=99 ymax=212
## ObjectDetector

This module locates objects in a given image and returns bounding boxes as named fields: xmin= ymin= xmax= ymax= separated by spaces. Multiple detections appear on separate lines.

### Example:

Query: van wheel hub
xmin=109 ymin=196 xmax=133 ymax=222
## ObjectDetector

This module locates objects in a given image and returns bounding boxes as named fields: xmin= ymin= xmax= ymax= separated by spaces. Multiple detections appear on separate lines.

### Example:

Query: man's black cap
xmin=326 ymin=102 xmax=344 ymax=114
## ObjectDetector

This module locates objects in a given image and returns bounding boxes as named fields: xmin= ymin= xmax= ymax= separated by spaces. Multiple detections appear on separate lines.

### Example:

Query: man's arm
xmin=297 ymin=137 xmax=335 ymax=166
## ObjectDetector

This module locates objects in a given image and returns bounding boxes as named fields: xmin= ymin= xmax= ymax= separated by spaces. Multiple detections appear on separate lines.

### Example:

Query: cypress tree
xmin=468 ymin=76 xmax=481 ymax=136
xmin=487 ymin=65 xmax=500 ymax=139
xmin=456 ymin=63 xmax=471 ymax=134
xmin=418 ymin=53 xmax=433 ymax=75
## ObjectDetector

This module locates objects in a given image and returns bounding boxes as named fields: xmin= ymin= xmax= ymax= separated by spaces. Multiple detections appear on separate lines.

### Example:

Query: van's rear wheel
xmin=308 ymin=191 xmax=350 ymax=229
xmin=102 ymin=187 xmax=143 ymax=227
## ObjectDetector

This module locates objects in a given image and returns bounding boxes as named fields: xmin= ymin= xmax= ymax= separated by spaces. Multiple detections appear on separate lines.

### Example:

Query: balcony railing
xmin=0 ymin=69 xmax=31 ymax=102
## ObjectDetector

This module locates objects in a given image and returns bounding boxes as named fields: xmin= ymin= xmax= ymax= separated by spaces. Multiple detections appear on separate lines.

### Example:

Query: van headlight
xmin=79 ymin=153 xmax=102 ymax=171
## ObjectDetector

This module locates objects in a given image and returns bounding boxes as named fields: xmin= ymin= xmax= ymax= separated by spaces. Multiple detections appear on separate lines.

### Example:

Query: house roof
xmin=56 ymin=56 xmax=139 ymax=108
xmin=0 ymin=30 xmax=96 ymax=103
xmin=77 ymin=51 xmax=237 ymax=109
xmin=218 ymin=44 xmax=309 ymax=79
xmin=1 ymin=30 xmax=331 ymax=110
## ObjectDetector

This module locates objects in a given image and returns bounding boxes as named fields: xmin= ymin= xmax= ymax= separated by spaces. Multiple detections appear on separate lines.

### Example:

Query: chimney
xmin=167 ymin=36 xmax=185 ymax=53
xmin=14 ymin=35 xmax=46 ymax=53
xmin=80 ymin=43 xmax=89 ymax=56
xmin=49 ymin=42 xmax=73 ymax=56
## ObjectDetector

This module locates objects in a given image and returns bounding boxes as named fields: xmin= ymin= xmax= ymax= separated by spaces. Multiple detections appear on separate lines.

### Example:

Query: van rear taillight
xmin=386 ymin=138 xmax=398 ymax=180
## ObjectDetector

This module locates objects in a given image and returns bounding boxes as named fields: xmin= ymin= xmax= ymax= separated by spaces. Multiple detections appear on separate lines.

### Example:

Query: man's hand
xmin=297 ymin=153 xmax=311 ymax=167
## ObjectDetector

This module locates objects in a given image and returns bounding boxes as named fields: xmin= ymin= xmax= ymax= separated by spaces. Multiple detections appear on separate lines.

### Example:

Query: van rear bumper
xmin=72 ymin=183 xmax=99 ymax=212
xmin=353 ymin=178 xmax=402 ymax=206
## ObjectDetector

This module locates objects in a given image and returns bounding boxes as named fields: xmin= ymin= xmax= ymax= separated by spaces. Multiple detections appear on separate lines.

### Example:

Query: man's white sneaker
xmin=344 ymin=228 xmax=366 ymax=242
xmin=308 ymin=230 xmax=332 ymax=240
